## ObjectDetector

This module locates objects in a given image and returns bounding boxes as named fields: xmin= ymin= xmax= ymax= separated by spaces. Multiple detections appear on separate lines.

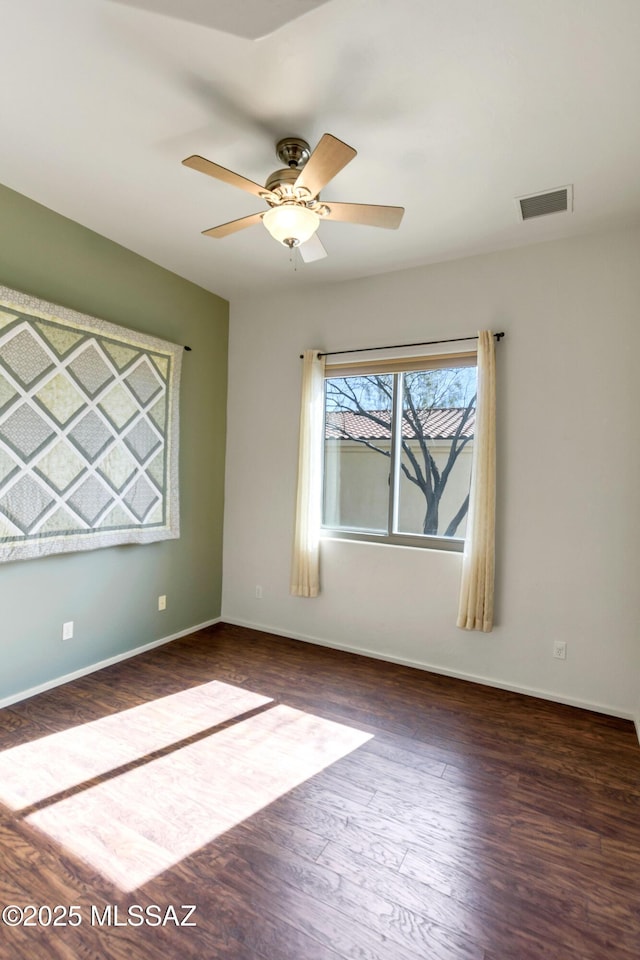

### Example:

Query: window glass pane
xmin=323 ymin=374 xmax=393 ymax=533
xmin=396 ymin=366 xmax=477 ymax=538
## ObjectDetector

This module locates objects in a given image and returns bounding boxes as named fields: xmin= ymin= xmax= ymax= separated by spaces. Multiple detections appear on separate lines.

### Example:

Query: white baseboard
xmin=0 ymin=617 xmax=222 ymax=710
xmin=222 ymin=615 xmax=637 ymax=724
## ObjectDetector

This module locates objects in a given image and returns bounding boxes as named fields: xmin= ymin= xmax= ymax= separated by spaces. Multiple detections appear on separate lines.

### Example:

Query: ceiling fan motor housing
xmin=266 ymin=136 xmax=314 ymax=199
xmin=264 ymin=167 xmax=300 ymax=194
xmin=275 ymin=137 xmax=311 ymax=169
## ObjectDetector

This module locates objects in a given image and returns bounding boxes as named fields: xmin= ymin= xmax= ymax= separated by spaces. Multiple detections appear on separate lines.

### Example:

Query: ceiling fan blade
xmin=202 ymin=212 xmax=265 ymax=238
xmin=294 ymin=134 xmax=356 ymax=199
xmin=322 ymin=201 xmax=404 ymax=229
xmin=298 ymin=233 xmax=327 ymax=263
xmin=183 ymin=155 xmax=275 ymax=200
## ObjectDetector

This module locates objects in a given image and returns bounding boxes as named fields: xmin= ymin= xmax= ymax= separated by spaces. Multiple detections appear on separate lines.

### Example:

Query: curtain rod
xmin=299 ymin=332 xmax=504 ymax=360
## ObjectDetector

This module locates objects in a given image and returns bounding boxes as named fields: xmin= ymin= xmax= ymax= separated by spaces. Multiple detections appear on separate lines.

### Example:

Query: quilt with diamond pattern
xmin=0 ymin=285 xmax=182 ymax=563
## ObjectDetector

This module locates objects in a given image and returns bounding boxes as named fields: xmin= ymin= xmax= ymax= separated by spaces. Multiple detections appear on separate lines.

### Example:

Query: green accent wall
xmin=0 ymin=183 xmax=228 ymax=701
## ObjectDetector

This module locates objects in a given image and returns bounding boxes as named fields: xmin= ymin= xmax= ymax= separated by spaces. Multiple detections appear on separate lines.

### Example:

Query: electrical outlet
xmin=553 ymin=640 xmax=567 ymax=660
xmin=158 ymin=595 xmax=166 ymax=611
xmin=62 ymin=621 xmax=74 ymax=641
xmin=255 ymin=585 xmax=263 ymax=599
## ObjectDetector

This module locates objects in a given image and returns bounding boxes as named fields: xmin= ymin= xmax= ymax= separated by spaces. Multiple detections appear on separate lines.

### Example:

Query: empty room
xmin=0 ymin=1 xmax=638 ymax=958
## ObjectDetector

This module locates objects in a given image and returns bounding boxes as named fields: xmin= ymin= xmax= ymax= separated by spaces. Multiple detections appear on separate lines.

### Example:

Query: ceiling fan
xmin=182 ymin=133 xmax=404 ymax=263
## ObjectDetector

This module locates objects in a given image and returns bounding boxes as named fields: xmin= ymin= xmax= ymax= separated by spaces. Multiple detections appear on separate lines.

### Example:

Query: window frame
xmin=320 ymin=350 xmax=477 ymax=553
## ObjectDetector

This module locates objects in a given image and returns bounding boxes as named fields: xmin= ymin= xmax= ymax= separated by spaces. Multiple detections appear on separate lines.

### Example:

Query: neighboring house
xmin=324 ymin=408 xmax=474 ymax=538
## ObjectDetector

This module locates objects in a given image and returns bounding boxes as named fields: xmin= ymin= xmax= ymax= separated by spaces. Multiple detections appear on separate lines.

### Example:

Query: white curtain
xmin=290 ymin=349 xmax=326 ymax=597
xmin=457 ymin=330 xmax=496 ymax=632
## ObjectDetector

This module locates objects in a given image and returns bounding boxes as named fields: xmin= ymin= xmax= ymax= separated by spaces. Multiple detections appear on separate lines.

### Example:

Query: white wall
xmin=223 ymin=227 xmax=640 ymax=719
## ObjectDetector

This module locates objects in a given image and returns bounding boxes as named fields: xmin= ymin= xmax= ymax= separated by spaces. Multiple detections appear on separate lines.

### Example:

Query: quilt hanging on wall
xmin=0 ymin=285 xmax=182 ymax=563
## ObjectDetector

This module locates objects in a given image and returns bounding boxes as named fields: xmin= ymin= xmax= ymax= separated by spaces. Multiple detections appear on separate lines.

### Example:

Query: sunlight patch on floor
xmin=0 ymin=680 xmax=272 ymax=808
xmin=26 ymin=704 xmax=372 ymax=891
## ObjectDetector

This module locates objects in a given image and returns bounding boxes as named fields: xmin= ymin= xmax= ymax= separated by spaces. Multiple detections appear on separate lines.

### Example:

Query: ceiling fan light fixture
xmin=263 ymin=204 xmax=320 ymax=247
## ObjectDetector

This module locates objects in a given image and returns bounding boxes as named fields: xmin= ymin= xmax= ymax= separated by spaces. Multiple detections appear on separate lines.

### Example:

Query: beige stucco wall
xmin=324 ymin=438 xmax=473 ymax=537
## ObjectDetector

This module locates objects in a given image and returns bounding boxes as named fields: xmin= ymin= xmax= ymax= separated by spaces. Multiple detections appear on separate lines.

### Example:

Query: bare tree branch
xmin=326 ymin=378 xmax=392 ymax=434
xmin=444 ymin=493 xmax=469 ymax=538
xmin=326 ymin=368 xmax=475 ymax=539
xmin=402 ymin=377 xmax=437 ymax=492
xmin=333 ymin=429 xmax=390 ymax=460
xmin=437 ymin=393 xmax=476 ymax=495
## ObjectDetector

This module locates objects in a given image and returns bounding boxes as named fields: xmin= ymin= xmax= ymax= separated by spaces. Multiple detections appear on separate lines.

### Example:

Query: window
xmin=322 ymin=353 xmax=477 ymax=551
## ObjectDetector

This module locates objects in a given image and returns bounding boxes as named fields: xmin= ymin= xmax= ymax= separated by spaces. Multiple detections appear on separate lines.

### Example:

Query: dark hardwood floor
xmin=0 ymin=622 xmax=639 ymax=959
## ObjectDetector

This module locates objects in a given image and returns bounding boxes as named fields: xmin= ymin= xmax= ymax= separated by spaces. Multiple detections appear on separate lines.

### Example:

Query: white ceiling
xmin=1 ymin=0 xmax=639 ymax=301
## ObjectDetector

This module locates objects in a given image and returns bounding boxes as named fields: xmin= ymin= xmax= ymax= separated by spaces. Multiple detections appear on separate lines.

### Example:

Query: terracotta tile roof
xmin=325 ymin=408 xmax=475 ymax=440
